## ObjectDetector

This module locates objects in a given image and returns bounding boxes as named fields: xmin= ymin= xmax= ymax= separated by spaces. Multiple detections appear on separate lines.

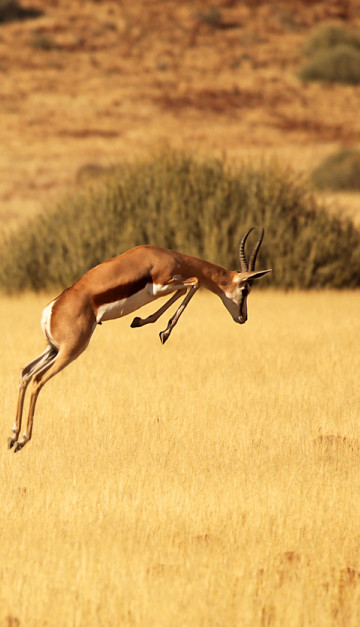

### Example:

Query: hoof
xmin=8 ymin=437 xmax=16 ymax=450
xmin=14 ymin=440 xmax=25 ymax=453
xmin=159 ymin=330 xmax=169 ymax=345
xmin=131 ymin=317 xmax=141 ymax=328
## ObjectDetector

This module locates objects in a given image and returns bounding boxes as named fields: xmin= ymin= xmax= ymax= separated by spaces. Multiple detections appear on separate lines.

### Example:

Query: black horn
xmin=239 ymin=227 xmax=255 ymax=272
xmin=248 ymin=227 xmax=264 ymax=271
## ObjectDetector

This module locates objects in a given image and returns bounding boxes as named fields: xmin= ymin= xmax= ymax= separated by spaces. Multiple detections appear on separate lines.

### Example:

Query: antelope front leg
xmin=159 ymin=284 xmax=199 ymax=344
xmin=131 ymin=289 xmax=186 ymax=328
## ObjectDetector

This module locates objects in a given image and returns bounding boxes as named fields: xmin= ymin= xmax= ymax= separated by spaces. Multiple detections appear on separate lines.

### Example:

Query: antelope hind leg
xmin=8 ymin=346 xmax=57 ymax=449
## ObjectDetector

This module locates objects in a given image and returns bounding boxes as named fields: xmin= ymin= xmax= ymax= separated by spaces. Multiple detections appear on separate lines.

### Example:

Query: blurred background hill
xmin=1 ymin=0 xmax=360 ymax=229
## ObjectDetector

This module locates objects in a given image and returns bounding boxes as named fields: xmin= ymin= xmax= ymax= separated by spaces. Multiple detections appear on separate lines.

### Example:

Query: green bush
xmin=311 ymin=149 xmax=360 ymax=191
xmin=0 ymin=152 xmax=360 ymax=291
xmin=302 ymin=23 xmax=360 ymax=56
xmin=298 ymin=45 xmax=360 ymax=85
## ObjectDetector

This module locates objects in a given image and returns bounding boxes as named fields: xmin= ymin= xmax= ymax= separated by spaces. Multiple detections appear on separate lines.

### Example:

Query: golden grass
xmin=1 ymin=290 xmax=360 ymax=626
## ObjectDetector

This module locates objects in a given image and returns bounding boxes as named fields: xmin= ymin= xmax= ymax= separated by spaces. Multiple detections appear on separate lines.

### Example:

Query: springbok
xmin=8 ymin=227 xmax=271 ymax=452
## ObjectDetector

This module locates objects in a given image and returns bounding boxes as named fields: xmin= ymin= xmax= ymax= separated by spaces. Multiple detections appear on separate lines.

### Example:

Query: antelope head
xmin=222 ymin=227 xmax=271 ymax=324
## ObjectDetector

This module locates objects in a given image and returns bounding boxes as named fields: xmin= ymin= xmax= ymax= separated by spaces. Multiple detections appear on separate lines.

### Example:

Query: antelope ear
xmin=235 ymin=269 xmax=272 ymax=284
xmin=248 ymin=269 xmax=272 ymax=280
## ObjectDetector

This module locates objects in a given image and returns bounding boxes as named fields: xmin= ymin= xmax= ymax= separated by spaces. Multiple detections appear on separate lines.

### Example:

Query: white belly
xmin=96 ymin=287 xmax=155 ymax=323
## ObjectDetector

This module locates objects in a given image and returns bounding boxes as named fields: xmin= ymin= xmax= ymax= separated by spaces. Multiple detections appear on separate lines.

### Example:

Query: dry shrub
xmin=298 ymin=45 xmax=360 ymax=85
xmin=302 ymin=23 xmax=360 ymax=56
xmin=0 ymin=151 xmax=360 ymax=292
xmin=298 ymin=23 xmax=360 ymax=85
xmin=311 ymin=149 xmax=360 ymax=191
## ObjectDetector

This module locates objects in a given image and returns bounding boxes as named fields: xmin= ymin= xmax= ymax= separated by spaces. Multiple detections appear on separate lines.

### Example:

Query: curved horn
xmin=248 ymin=227 xmax=265 ymax=271
xmin=239 ymin=227 xmax=255 ymax=272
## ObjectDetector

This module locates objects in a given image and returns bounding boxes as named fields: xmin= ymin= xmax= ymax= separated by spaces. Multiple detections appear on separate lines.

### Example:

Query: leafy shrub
xmin=302 ymin=23 xmax=360 ymax=57
xmin=0 ymin=152 xmax=360 ymax=292
xmin=298 ymin=45 xmax=360 ymax=85
xmin=311 ymin=149 xmax=360 ymax=191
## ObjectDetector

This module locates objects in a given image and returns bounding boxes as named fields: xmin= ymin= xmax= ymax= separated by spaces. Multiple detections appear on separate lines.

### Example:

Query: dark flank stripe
xmin=92 ymin=275 xmax=151 ymax=307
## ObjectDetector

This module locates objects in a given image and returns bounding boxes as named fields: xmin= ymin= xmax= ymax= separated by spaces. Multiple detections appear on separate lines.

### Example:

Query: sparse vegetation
xmin=298 ymin=23 xmax=360 ymax=84
xmin=311 ymin=149 xmax=360 ymax=191
xmin=1 ymin=152 xmax=360 ymax=292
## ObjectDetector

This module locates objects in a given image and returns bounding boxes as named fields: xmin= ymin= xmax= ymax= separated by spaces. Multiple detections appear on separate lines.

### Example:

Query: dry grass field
xmin=1 ymin=290 xmax=360 ymax=626
xmin=1 ymin=2 xmax=360 ymax=625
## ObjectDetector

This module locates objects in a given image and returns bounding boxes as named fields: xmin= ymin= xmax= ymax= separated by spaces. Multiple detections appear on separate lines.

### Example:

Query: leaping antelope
xmin=8 ymin=227 xmax=271 ymax=452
